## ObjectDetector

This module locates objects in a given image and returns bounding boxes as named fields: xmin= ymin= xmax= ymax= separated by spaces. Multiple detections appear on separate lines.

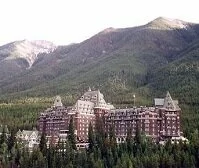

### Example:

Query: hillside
xmin=147 ymin=39 xmax=199 ymax=134
xmin=149 ymin=39 xmax=199 ymax=104
xmin=0 ymin=17 xmax=199 ymax=106
xmin=0 ymin=40 xmax=56 ymax=80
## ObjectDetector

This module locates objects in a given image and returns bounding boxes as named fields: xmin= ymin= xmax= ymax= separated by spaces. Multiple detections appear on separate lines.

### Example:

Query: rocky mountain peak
xmin=100 ymin=27 xmax=117 ymax=34
xmin=0 ymin=40 xmax=56 ymax=68
xmin=147 ymin=17 xmax=191 ymax=30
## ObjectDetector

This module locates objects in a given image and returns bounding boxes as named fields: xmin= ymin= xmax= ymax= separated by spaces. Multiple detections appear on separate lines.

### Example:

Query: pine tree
xmin=93 ymin=159 xmax=104 ymax=168
xmin=31 ymin=149 xmax=46 ymax=168
xmin=68 ymin=116 xmax=76 ymax=150
xmin=0 ymin=142 xmax=9 ymax=167
xmin=39 ymin=132 xmax=47 ymax=156
xmin=134 ymin=125 xmax=141 ymax=145
xmin=126 ymin=127 xmax=133 ymax=153
xmin=19 ymin=148 xmax=30 ymax=168
xmin=88 ymin=122 xmax=95 ymax=152
xmin=0 ymin=126 xmax=7 ymax=145
xmin=95 ymin=115 xmax=105 ymax=145
xmin=47 ymin=146 xmax=56 ymax=168
xmin=7 ymin=130 xmax=15 ymax=153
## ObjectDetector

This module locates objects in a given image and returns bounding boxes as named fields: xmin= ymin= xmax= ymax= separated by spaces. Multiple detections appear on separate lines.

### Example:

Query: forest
xmin=0 ymin=117 xmax=199 ymax=168
xmin=0 ymin=86 xmax=198 ymax=167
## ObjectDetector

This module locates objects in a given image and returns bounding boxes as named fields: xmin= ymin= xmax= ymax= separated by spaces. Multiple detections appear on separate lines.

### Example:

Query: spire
xmin=88 ymin=87 xmax=91 ymax=92
xmin=163 ymin=91 xmax=176 ymax=110
xmin=133 ymin=94 xmax=136 ymax=107
xmin=54 ymin=96 xmax=63 ymax=107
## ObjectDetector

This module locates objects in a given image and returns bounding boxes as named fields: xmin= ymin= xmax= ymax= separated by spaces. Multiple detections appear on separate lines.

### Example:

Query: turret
xmin=54 ymin=96 xmax=63 ymax=107
xmin=163 ymin=91 xmax=176 ymax=110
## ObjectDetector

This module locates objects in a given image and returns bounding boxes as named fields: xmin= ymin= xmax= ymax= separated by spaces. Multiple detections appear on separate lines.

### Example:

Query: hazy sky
xmin=0 ymin=0 xmax=199 ymax=46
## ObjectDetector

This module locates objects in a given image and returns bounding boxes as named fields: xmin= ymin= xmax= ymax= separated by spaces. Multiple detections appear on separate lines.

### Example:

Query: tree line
xmin=0 ymin=117 xmax=199 ymax=168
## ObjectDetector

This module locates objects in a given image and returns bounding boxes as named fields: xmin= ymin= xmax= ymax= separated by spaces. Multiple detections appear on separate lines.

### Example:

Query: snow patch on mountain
xmin=161 ymin=17 xmax=188 ymax=29
xmin=1 ymin=40 xmax=56 ymax=68
xmin=147 ymin=17 xmax=190 ymax=30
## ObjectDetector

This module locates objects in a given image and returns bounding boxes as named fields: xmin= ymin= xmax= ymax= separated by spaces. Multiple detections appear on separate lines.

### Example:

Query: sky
xmin=0 ymin=0 xmax=199 ymax=46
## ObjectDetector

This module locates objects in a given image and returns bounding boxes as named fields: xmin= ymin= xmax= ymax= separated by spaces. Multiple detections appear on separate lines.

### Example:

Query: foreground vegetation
xmin=0 ymin=101 xmax=50 ymax=133
xmin=0 ymin=95 xmax=198 ymax=140
xmin=0 ymin=93 xmax=198 ymax=168
xmin=0 ymin=17 xmax=198 ymax=167
xmin=0 ymin=119 xmax=199 ymax=168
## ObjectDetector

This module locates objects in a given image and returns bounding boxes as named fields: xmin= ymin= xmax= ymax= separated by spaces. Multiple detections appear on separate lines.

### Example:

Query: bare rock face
xmin=0 ymin=40 xmax=56 ymax=80
xmin=0 ymin=40 xmax=56 ymax=68
xmin=0 ymin=17 xmax=199 ymax=98
xmin=147 ymin=17 xmax=192 ymax=30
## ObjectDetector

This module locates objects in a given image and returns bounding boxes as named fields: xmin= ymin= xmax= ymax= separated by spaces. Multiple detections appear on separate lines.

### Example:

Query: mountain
xmin=149 ymin=39 xmax=199 ymax=104
xmin=0 ymin=40 xmax=56 ymax=80
xmin=0 ymin=17 xmax=199 ymax=106
xmin=147 ymin=17 xmax=191 ymax=29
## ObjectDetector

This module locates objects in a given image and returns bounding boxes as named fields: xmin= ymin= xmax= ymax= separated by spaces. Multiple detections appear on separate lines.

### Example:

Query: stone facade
xmin=105 ymin=92 xmax=182 ymax=143
xmin=38 ymin=98 xmax=69 ymax=137
xmin=38 ymin=90 xmax=183 ymax=143
xmin=16 ymin=129 xmax=40 ymax=152
xmin=38 ymin=89 xmax=114 ymax=142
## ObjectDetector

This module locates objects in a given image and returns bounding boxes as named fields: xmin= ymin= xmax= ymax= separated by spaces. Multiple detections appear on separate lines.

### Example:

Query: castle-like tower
xmin=38 ymin=88 xmax=114 ymax=142
xmin=38 ymin=91 xmax=182 ymax=143
xmin=38 ymin=96 xmax=68 ymax=138
xmin=105 ymin=91 xmax=182 ymax=143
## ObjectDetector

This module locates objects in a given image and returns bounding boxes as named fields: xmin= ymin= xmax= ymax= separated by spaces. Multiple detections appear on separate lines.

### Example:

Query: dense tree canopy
xmin=0 ymin=123 xmax=198 ymax=168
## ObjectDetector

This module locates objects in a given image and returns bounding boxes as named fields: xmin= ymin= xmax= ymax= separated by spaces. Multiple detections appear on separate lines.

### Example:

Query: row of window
xmin=79 ymin=132 xmax=88 ymax=135
xmin=79 ymin=128 xmax=89 ymax=131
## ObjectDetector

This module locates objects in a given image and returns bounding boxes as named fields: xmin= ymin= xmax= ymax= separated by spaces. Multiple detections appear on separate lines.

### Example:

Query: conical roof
xmin=163 ymin=91 xmax=176 ymax=110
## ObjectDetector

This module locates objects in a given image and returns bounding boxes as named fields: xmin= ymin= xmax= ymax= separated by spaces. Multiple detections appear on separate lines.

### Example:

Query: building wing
xmin=154 ymin=98 xmax=164 ymax=106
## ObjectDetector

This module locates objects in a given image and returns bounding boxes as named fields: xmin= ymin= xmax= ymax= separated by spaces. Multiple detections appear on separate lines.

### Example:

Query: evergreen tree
xmin=20 ymin=148 xmax=30 ymax=168
xmin=68 ymin=116 xmax=76 ymax=150
xmin=109 ymin=125 xmax=116 ymax=143
xmin=0 ymin=126 xmax=7 ymax=145
xmin=88 ymin=122 xmax=95 ymax=153
xmin=134 ymin=125 xmax=141 ymax=145
xmin=31 ymin=149 xmax=46 ymax=168
xmin=47 ymin=146 xmax=56 ymax=168
xmin=93 ymin=159 xmax=104 ymax=168
xmin=7 ymin=130 xmax=15 ymax=153
xmin=95 ymin=115 xmax=105 ymax=145
xmin=14 ymin=145 xmax=21 ymax=167
xmin=126 ymin=127 xmax=133 ymax=153
xmin=0 ymin=142 xmax=9 ymax=167
xmin=39 ymin=132 xmax=47 ymax=156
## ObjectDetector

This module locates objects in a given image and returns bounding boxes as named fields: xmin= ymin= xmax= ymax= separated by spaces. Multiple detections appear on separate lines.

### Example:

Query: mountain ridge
xmin=0 ymin=17 xmax=199 ymax=104
xmin=147 ymin=17 xmax=193 ymax=29
xmin=0 ymin=40 xmax=56 ymax=80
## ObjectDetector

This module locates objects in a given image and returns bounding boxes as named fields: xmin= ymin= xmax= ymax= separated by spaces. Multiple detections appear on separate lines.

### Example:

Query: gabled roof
xmin=163 ymin=91 xmax=177 ymax=110
xmin=80 ymin=89 xmax=114 ymax=109
xmin=154 ymin=92 xmax=180 ymax=110
xmin=21 ymin=130 xmax=39 ymax=137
